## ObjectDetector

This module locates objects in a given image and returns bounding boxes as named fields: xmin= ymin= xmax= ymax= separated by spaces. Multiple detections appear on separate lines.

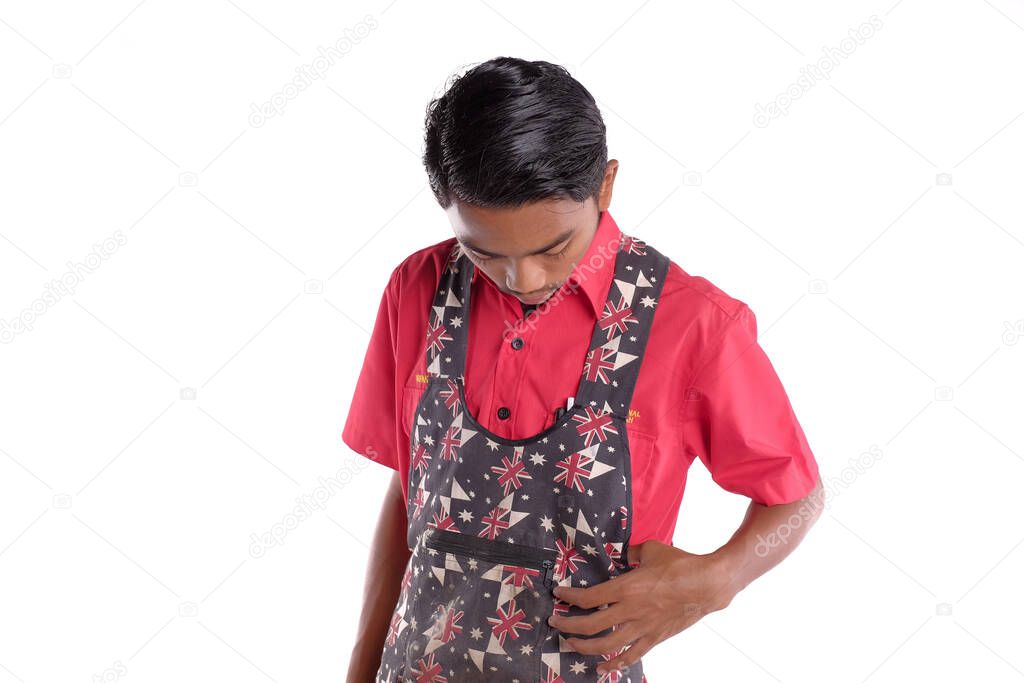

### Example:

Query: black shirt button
xmin=510 ymin=337 xmax=524 ymax=350
xmin=497 ymin=406 xmax=511 ymax=420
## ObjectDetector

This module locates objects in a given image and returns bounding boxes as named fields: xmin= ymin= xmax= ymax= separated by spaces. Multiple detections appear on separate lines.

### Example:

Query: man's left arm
xmin=549 ymin=479 xmax=825 ymax=675
xmin=550 ymin=303 xmax=824 ymax=674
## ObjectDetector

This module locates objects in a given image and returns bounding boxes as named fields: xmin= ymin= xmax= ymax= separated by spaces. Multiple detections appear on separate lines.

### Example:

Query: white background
xmin=1 ymin=1 xmax=1023 ymax=681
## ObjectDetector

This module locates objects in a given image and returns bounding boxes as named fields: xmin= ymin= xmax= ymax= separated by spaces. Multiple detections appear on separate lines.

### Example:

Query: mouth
xmin=514 ymin=289 xmax=555 ymax=305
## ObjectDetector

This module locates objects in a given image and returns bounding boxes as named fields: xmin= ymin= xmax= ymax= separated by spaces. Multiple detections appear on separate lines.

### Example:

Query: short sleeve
xmin=682 ymin=304 xmax=819 ymax=505
xmin=341 ymin=265 xmax=403 ymax=471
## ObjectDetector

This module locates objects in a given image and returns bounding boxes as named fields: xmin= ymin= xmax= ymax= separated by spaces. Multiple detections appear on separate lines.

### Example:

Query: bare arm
xmin=712 ymin=475 xmax=825 ymax=600
xmin=346 ymin=471 xmax=411 ymax=683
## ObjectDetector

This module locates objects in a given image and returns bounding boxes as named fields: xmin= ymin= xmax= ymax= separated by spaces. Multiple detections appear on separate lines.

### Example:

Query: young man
xmin=343 ymin=57 xmax=823 ymax=682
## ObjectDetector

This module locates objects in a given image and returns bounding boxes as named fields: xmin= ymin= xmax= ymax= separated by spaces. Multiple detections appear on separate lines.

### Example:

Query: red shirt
xmin=342 ymin=210 xmax=819 ymax=545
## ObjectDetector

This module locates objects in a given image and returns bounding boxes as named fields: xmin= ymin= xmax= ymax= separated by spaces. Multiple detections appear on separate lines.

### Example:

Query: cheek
xmin=557 ymin=252 xmax=584 ymax=279
xmin=550 ymin=264 xmax=573 ymax=285
xmin=476 ymin=262 xmax=504 ymax=283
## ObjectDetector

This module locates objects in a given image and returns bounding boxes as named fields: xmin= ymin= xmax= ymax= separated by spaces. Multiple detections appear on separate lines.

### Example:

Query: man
xmin=344 ymin=56 xmax=823 ymax=682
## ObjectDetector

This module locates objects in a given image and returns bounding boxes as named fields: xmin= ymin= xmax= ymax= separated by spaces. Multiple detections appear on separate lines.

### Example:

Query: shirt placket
xmin=482 ymin=296 xmax=542 ymax=438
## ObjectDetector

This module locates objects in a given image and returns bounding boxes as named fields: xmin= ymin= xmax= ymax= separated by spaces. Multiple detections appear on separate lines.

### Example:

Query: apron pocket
xmin=424 ymin=528 xmax=557 ymax=587
xmin=402 ymin=528 xmax=558 ymax=681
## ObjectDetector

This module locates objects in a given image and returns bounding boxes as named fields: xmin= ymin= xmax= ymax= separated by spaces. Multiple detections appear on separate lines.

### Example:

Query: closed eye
xmin=468 ymin=248 xmax=494 ymax=261
xmin=545 ymin=243 xmax=571 ymax=259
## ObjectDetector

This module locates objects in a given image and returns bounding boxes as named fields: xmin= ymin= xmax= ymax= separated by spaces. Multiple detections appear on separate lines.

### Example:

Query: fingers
xmin=561 ymin=619 xmax=642 ymax=657
xmin=554 ymin=570 xmax=636 ymax=610
xmin=595 ymin=634 xmax=655 ymax=675
xmin=548 ymin=601 xmax=633 ymax=637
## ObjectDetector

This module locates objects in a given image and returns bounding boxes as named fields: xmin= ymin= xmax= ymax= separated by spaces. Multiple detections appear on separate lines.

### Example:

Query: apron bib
xmin=376 ymin=232 xmax=669 ymax=682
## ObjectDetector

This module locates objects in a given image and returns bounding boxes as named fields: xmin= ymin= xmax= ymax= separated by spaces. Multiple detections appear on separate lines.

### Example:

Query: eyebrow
xmin=461 ymin=227 xmax=575 ymax=258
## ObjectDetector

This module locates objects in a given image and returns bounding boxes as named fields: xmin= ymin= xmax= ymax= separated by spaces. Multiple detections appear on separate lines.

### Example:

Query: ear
xmin=597 ymin=159 xmax=619 ymax=211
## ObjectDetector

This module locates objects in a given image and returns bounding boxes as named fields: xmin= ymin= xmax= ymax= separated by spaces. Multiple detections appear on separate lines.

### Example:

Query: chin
xmin=518 ymin=291 xmax=555 ymax=305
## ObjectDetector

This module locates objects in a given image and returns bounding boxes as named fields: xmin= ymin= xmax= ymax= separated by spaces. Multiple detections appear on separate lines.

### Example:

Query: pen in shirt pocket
xmin=554 ymin=396 xmax=575 ymax=420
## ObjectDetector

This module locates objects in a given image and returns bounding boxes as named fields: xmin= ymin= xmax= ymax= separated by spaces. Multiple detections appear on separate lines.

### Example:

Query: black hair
xmin=423 ymin=57 xmax=608 ymax=210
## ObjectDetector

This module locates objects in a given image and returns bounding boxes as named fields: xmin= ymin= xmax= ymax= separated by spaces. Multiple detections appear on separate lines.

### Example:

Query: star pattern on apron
xmin=376 ymin=232 xmax=670 ymax=682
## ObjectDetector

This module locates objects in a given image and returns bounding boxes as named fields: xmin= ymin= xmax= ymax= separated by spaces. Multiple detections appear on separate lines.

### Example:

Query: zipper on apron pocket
xmin=423 ymin=528 xmax=558 ymax=588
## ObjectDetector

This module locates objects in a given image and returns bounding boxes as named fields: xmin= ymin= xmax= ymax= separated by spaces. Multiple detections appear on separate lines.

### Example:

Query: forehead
xmin=447 ymin=198 xmax=587 ymax=254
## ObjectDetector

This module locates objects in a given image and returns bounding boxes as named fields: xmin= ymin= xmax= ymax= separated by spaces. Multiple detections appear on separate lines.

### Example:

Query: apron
xmin=376 ymin=231 xmax=669 ymax=682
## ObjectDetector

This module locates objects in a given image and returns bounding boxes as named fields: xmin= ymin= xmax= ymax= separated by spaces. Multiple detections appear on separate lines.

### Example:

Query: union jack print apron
xmin=376 ymin=232 xmax=670 ymax=682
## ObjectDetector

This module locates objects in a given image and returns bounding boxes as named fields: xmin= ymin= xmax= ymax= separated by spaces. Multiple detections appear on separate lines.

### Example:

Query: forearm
xmin=710 ymin=476 xmax=825 ymax=600
xmin=347 ymin=471 xmax=411 ymax=683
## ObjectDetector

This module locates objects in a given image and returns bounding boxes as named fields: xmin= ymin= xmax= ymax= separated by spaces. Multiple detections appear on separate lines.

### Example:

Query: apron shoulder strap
xmin=425 ymin=242 xmax=471 ymax=380
xmin=572 ymin=235 xmax=671 ymax=420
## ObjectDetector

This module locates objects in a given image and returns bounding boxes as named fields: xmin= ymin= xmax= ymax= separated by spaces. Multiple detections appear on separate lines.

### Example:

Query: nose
xmin=505 ymin=258 xmax=547 ymax=296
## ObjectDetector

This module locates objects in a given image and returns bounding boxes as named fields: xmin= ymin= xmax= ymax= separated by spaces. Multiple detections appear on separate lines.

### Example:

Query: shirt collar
xmin=470 ymin=209 xmax=622 ymax=318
